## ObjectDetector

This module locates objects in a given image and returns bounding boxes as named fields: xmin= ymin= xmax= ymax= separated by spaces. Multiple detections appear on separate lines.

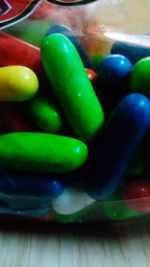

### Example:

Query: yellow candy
xmin=0 ymin=66 xmax=39 ymax=101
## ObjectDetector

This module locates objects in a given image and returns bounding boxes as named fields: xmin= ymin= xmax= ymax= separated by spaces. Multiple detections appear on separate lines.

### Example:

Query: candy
xmin=85 ymin=68 xmax=98 ymax=82
xmin=42 ymin=33 xmax=104 ymax=142
xmin=0 ymin=32 xmax=42 ymax=77
xmin=86 ymin=93 xmax=150 ymax=200
xmin=130 ymin=57 xmax=150 ymax=97
xmin=111 ymin=42 xmax=150 ymax=64
xmin=98 ymin=54 xmax=132 ymax=87
xmin=0 ymin=66 xmax=39 ymax=102
xmin=26 ymin=94 xmax=63 ymax=133
xmin=0 ymin=133 xmax=88 ymax=172
xmin=46 ymin=24 xmax=95 ymax=70
xmin=101 ymin=192 xmax=143 ymax=221
xmin=122 ymin=179 xmax=150 ymax=212
xmin=0 ymin=170 xmax=64 ymax=197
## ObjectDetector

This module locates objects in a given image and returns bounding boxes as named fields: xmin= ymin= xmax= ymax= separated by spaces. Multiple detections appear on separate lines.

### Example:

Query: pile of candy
xmin=1 ymin=18 xmax=150 ymax=223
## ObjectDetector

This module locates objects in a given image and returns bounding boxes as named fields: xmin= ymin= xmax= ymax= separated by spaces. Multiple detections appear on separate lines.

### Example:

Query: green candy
xmin=42 ymin=34 xmax=105 ymax=143
xmin=130 ymin=57 xmax=150 ymax=96
xmin=0 ymin=133 xmax=88 ymax=172
xmin=101 ymin=193 xmax=143 ymax=221
xmin=27 ymin=94 xmax=63 ymax=133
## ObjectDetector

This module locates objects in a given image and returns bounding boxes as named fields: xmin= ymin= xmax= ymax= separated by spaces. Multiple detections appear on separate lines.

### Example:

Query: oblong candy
xmin=42 ymin=33 xmax=104 ymax=142
xmin=0 ymin=66 xmax=39 ymax=102
xmin=111 ymin=41 xmax=150 ymax=64
xmin=0 ymin=133 xmax=88 ymax=172
xmin=27 ymin=94 xmax=63 ymax=133
xmin=46 ymin=24 xmax=95 ymax=70
xmin=86 ymin=93 xmax=150 ymax=200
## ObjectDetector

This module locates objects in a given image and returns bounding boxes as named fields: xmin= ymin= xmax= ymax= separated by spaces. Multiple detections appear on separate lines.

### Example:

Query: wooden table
xmin=0 ymin=217 xmax=150 ymax=267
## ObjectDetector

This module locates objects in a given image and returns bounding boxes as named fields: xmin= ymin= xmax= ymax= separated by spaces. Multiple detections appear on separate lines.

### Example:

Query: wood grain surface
xmin=0 ymin=217 xmax=150 ymax=267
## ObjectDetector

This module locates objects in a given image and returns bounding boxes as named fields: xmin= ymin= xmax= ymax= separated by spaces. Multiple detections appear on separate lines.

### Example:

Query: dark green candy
xmin=27 ymin=94 xmax=63 ymax=133
xmin=42 ymin=34 xmax=104 ymax=143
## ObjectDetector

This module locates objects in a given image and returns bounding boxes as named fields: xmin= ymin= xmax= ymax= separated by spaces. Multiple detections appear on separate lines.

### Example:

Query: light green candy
xmin=27 ymin=94 xmax=63 ymax=133
xmin=42 ymin=34 xmax=105 ymax=143
xmin=0 ymin=133 xmax=88 ymax=173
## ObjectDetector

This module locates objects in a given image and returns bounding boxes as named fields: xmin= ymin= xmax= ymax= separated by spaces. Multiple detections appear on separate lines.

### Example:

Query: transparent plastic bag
xmin=0 ymin=0 xmax=150 ymax=223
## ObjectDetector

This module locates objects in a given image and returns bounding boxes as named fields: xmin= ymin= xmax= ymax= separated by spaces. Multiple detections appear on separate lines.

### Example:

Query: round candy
xmin=122 ymin=180 xmax=150 ymax=212
xmin=98 ymin=54 xmax=132 ymax=87
xmin=0 ymin=66 xmax=39 ymax=101
xmin=130 ymin=57 xmax=150 ymax=97
xmin=86 ymin=93 xmax=150 ymax=200
xmin=27 ymin=94 xmax=63 ymax=133
xmin=42 ymin=33 xmax=104 ymax=143
xmin=0 ymin=133 xmax=88 ymax=172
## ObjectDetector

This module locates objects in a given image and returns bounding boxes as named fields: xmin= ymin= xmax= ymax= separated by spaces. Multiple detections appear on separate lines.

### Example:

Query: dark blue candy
xmin=46 ymin=24 xmax=95 ymax=70
xmin=111 ymin=42 xmax=150 ymax=64
xmin=0 ymin=170 xmax=64 ymax=197
xmin=98 ymin=54 xmax=132 ymax=87
xmin=86 ymin=93 xmax=150 ymax=200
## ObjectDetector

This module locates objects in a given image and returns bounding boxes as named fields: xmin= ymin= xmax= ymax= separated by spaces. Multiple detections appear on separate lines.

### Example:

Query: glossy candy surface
xmin=111 ymin=42 xmax=150 ymax=64
xmin=46 ymin=24 xmax=95 ymax=70
xmin=42 ymin=34 xmax=104 ymax=142
xmin=98 ymin=54 xmax=132 ymax=87
xmin=0 ymin=133 xmax=88 ymax=172
xmin=27 ymin=94 xmax=63 ymax=133
xmin=86 ymin=93 xmax=150 ymax=200
xmin=0 ymin=170 xmax=64 ymax=197
xmin=130 ymin=57 xmax=150 ymax=97
xmin=0 ymin=66 xmax=39 ymax=101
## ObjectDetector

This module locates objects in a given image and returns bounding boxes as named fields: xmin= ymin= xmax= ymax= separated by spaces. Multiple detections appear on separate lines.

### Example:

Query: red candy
xmin=122 ymin=180 xmax=150 ymax=212
xmin=0 ymin=32 xmax=44 ymax=80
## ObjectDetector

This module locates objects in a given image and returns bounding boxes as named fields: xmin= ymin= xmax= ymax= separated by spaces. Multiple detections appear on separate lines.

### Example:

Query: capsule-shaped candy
xmin=111 ymin=41 xmax=150 ymax=64
xmin=0 ymin=66 xmax=39 ymax=101
xmin=130 ymin=57 xmax=150 ymax=97
xmin=0 ymin=170 xmax=64 ymax=198
xmin=0 ymin=32 xmax=43 ymax=78
xmin=0 ymin=133 xmax=88 ymax=172
xmin=42 ymin=34 xmax=104 ymax=142
xmin=86 ymin=93 xmax=150 ymax=200
xmin=46 ymin=24 xmax=95 ymax=70
xmin=26 ymin=94 xmax=63 ymax=133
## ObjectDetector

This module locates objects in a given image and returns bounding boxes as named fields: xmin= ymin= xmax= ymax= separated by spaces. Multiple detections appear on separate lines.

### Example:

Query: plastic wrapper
xmin=0 ymin=0 xmax=150 ymax=223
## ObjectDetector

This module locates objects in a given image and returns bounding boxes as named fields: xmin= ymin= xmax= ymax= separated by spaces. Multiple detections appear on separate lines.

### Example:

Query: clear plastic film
xmin=0 ymin=0 xmax=150 ymax=223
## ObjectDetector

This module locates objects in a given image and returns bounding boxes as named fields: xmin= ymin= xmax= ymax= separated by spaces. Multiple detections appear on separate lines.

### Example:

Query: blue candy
xmin=98 ymin=54 xmax=132 ymax=87
xmin=0 ymin=170 xmax=64 ymax=197
xmin=46 ymin=24 xmax=95 ymax=70
xmin=111 ymin=42 xmax=150 ymax=64
xmin=86 ymin=93 xmax=150 ymax=200
xmin=0 ymin=170 xmax=64 ymax=216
